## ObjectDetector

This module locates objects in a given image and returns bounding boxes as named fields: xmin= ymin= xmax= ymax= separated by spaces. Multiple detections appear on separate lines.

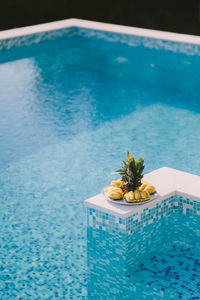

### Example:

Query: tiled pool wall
xmin=2 ymin=24 xmax=200 ymax=56
xmin=86 ymin=195 xmax=200 ymax=298
xmin=0 ymin=27 xmax=76 ymax=51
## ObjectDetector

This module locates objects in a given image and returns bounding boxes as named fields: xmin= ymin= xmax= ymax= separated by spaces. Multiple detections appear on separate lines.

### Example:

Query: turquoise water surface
xmin=1 ymin=27 xmax=200 ymax=299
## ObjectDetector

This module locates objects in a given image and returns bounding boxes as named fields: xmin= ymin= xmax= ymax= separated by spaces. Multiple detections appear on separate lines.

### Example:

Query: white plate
xmin=102 ymin=190 xmax=158 ymax=206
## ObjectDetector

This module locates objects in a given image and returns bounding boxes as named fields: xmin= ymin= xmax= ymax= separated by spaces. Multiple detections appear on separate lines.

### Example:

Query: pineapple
xmin=107 ymin=188 xmax=124 ymax=200
xmin=103 ymin=152 xmax=155 ymax=203
xmin=111 ymin=179 xmax=123 ymax=188
xmin=124 ymin=190 xmax=150 ymax=203
xmin=114 ymin=152 xmax=144 ymax=192
xmin=139 ymin=180 xmax=156 ymax=194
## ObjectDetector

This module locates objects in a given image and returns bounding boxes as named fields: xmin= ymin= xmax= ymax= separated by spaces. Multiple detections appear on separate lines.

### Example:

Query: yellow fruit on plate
xmin=105 ymin=152 xmax=156 ymax=204
xmin=124 ymin=189 xmax=150 ymax=203
xmin=124 ymin=191 xmax=135 ymax=202
xmin=104 ymin=186 xmax=116 ymax=193
xmin=139 ymin=180 xmax=149 ymax=191
xmin=111 ymin=179 xmax=123 ymax=188
xmin=107 ymin=187 xmax=124 ymax=200
xmin=140 ymin=191 xmax=149 ymax=199
xmin=144 ymin=184 xmax=156 ymax=194
xmin=139 ymin=181 xmax=156 ymax=194
xmin=134 ymin=190 xmax=140 ymax=200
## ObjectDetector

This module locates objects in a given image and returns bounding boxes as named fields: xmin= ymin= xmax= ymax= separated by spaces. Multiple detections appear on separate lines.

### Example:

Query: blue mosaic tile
xmin=0 ymin=27 xmax=77 ymax=51
xmin=87 ymin=195 xmax=200 ymax=299
xmin=1 ymin=27 xmax=200 ymax=58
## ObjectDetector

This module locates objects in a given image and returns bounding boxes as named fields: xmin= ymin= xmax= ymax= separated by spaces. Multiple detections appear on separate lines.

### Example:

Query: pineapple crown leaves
xmin=114 ymin=152 xmax=145 ymax=192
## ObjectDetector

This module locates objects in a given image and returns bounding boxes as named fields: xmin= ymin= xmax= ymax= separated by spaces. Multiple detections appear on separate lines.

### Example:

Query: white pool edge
xmin=85 ymin=167 xmax=200 ymax=218
xmin=0 ymin=18 xmax=200 ymax=45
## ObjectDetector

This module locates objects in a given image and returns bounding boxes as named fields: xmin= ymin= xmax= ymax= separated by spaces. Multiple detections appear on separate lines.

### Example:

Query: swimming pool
xmin=1 ymin=19 xmax=200 ymax=299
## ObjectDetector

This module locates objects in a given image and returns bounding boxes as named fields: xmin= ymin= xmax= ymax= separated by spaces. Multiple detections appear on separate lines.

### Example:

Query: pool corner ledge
xmin=85 ymin=166 xmax=200 ymax=218
xmin=85 ymin=167 xmax=200 ymax=297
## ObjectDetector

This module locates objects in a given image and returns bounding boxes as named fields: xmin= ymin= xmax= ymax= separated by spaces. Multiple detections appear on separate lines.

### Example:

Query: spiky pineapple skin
xmin=115 ymin=156 xmax=144 ymax=192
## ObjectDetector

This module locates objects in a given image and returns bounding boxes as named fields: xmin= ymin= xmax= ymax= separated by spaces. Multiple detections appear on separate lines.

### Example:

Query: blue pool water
xmin=0 ymin=27 xmax=200 ymax=298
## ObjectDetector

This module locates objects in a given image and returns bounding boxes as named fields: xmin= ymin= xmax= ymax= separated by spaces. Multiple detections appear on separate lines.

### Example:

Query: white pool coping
xmin=85 ymin=167 xmax=200 ymax=218
xmin=0 ymin=18 xmax=200 ymax=45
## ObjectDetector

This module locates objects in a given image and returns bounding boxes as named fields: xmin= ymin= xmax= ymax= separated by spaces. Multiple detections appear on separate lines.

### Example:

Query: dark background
xmin=0 ymin=0 xmax=200 ymax=35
